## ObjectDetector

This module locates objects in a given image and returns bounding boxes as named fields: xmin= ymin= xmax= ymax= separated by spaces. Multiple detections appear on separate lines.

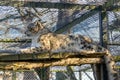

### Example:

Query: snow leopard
xmin=20 ymin=20 xmax=106 ymax=54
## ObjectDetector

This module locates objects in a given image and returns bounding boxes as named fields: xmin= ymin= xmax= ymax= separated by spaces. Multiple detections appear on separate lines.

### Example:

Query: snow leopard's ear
xmin=28 ymin=21 xmax=44 ymax=33
xmin=34 ymin=20 xmax=44 ymax=30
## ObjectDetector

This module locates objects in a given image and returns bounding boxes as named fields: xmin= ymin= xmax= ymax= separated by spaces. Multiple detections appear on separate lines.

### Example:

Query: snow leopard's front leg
xmin=20 ymin=47 xmax=48 ymax=54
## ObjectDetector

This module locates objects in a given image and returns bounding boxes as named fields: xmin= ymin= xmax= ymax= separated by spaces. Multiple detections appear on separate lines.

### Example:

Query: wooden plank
xmin=0 ymin=52 xmax=106 ymax=61
xmin=107 ymin=42 xmax=120 ymax=45
xmin=115 ymin=65 xmax=120 ymax=69
xmin=0 ymin=38 xmax=31 ymax=43
xmin=113 ymin=56 xmax=120 ymax=61
xmin=0 ymin=58 xmax=102 ymax=70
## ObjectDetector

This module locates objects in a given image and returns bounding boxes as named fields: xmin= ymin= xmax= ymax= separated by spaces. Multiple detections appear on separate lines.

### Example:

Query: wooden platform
xmin=0 ymin=52 xmax=106 ymax=70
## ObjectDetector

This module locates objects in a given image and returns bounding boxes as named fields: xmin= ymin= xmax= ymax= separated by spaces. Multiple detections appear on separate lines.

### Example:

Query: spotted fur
xmin=21 ymin=21 xmax=106 ymax=54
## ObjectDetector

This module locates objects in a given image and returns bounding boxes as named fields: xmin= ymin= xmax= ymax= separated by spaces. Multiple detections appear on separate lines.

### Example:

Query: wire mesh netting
xmin=0 ymin=0 xmax=119 ymax=80
xmin=0 ymin=65 xmax=95 ymax=80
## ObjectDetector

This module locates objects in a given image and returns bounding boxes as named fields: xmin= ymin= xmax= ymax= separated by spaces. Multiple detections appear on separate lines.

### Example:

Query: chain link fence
xmin=0 ymin=66 xmax=95 ymax=80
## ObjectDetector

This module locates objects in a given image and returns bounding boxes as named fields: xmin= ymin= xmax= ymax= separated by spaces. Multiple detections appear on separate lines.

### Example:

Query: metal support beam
xmin=91 ymin=7 xmax=109 ymax=80
xmin=0 ymin=1 xmax=97 ymax=9
xmin=99 ymin=8 xmax=109 ymax=80
xmin=0 ymin=0 xmax=119 ymax=12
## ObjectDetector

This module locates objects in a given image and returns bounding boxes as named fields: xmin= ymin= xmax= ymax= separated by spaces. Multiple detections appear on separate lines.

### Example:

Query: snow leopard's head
xmin=25 ymin=20 xmax=50 ymax=36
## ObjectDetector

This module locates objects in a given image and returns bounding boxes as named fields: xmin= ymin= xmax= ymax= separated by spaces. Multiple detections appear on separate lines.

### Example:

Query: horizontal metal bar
xmin=0 ymin=1 xmax=98 ymax=9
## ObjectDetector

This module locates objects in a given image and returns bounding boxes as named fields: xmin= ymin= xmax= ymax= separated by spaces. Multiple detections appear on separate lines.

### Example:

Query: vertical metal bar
xmin=99 ymin=9 xmax=109 ymax=80
xmin=106 ymin=11 xmax=110 ymax=47
xmin=79 ymin=71 xmax=82 ymax=80
xmin=92 ymin=64 xmax=102 ymax=80
xmin=91 ymin=10 xmax=104 ymax=80
xmin=99 ymin=11 xmax=103 ymax=46
xmin=12 ymin=71 xmax=16 ymax=80
xmin=99 ymin=10 xmax=105 ymax=80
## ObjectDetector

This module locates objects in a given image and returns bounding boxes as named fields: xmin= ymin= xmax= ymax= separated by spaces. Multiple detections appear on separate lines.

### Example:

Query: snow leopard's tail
xmin=104 ymin=50 xmax=118 ymax=80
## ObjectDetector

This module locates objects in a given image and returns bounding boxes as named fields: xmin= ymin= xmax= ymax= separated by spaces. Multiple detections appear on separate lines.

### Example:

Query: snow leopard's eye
xmin=25 ymin=23 xmax=37 ymax=36
xmin=27 ymin=23 xmax=35 ymax=31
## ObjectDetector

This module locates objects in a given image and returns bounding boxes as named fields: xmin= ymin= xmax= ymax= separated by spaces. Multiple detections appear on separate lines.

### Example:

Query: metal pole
xmin=99 ymin=9 xmax=109 ymax=80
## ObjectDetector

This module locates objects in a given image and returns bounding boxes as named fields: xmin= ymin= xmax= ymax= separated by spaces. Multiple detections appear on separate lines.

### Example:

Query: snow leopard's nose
xmin=25 ymin=23 xmax=35 ymax=36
